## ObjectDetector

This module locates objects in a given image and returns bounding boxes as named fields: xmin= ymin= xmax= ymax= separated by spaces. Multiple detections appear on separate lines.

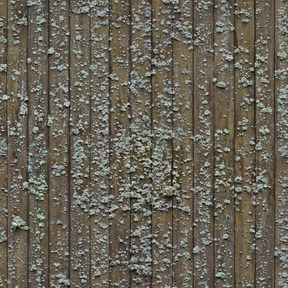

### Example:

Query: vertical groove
xmin=171 ymin=4 xmax=174 ymax=287
xmin=108 ymin=0 xmax=111 ymax=285
xmin=253 ymin=0 xmax=257 ymax=286
xmin=47 ymin=0 xmax=51 ymax=286
xmin=68 ymin=0 xmax=71 ymax=282
xmin=233 ymin=0 xmax=236 ymax=286
xmin=212 ymin=0 xmax=215 ymax=285
xmin=150 ymin=0 xmax=153 ymax=285
xmin=273 ymin=0 xmax=276 ymax=286
xmin=128 ymin=0 xmax=132 ymax=286
xmin=150 ymin=0 xmax=154 ymax=285
xmin=88 ymin=6 xmax=92 ymax=288
xmin=26 ymin=1 xmax=30 ymax=285
xmin=5 ymin=0 xmax=9 ymax=284
xmin=192 ymin=0 xmax=195 ymax=283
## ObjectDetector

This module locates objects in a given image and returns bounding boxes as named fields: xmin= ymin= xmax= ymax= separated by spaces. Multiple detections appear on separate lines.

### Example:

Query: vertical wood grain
xmin=234 ymin=1 xmax=256 ymax=287
xmin=27 ymin=0 xmax=49 ymax=286
xmin=69 ymin=1 xmax=91 ymax=286
xmin=109 ymin=0 xmax=131 ymax=286
xmin=0 ymin=0 xmax=7 ymax=286
xmin=193 ymin=0 xmax=214 ymax=286
xmin=151 ymin=0 xmax=173 ymax=286
xmin=172 ymin=0 xmax=194 ymax=287
xmin=90 ymin=0 xmax=110 ymax=286
xmin=255 ymin=0 xmax=275 ymax=286
xmin=275 ymin=0 xmax=288 ymax=287
xmin=130 ymin=0 xmax=153 ymax=286
xmin=7 ymin=0 xmax=29 ymax=286
xmin=213 ymin=1 xmax=235 ymax=287
xmin=48 ymin=0 xmax=70 ymax=286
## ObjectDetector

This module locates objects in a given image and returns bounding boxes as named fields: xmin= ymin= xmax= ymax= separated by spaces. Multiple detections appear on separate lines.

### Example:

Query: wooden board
xmin=213 ymin=1 xmax=235 ymax=287
xmin=0 ymin=1 xmax=7 ymax=287
xmin=7 ymin=1 xmax=29 ymax=286
xmin=234 ymin=1 xmax=256 ymax=287
xmin=90 ymin=0 xmax=110 ymax=286
xmin=130 ymin=0 xmax=153 ymax=286
xmin=109 ymin=0 xmax=131 ymax=287
xmin=172 ymin=0 xmax=194 ymax=287
xmin=255 ymin=0 xmax=275 ymax=286
xmin=275 ymin=1 xmax=288 ymax=287
xmin=27 ymin=0 xmax=49 ymax=286
xmin=48 ymin=0 xmax=70 ymax=286
xmin=193 ymin=0 xmax=214 ymax=287
xmin=69 ymin=1 xmax=91 ymax=286
xmin=151 ymin=0 xmax=173 ymax=286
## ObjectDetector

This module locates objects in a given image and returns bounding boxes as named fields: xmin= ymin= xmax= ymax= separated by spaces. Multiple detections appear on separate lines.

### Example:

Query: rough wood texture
xmin=151 ymin=0 xmax=173 ymax=286
xmin=48 ymin=0 xmax=70 ymax=286
xmin=0 ymin=0 xmax=287 ymax=287
xmin=0 ymin=1 xmax=7 ymax=287
xmin=172 ymin=1 xmax=193 ymax=287
xmin=27 ymin=0 xmax=49 ymax=286
xmin=109 ymin=0 xmax=131 ymax=287
xmin=7 ymin=1 xmax=29 ymax=287
xmin=69 ymin=1 xmax=91 ymax=286
xmin=234 ymin=1 xmax=256 ymax=287
xmin=130 ymin=0 xmax=152 ymax=286
xmin=213 ymin=1 xmax=235 ymax=287
xmin=193 ymin=0 xmax=214 ymax=286
xmin=275 ymin=1 xmax=288 ymax=287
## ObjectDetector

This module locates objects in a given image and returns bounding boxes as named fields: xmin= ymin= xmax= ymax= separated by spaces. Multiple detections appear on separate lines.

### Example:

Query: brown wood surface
xmin=130 ymin=0 xmax=152 ymax=286
xmin=0 ymin=0 xmax=286 ymax=287
xmin=213 ymin=1 xmax=235 ymax=287
xmin=48 ymin=0 xmax=70 ymax=286
xmin=109 ymin=0 xmax=131 ymax=287
xmin=69 ymin=1 xmax=91 ymax=286
xmin=0 ymin=1 xmax=7 ymax=287
xmin=234 ymin=0 xmax=256 ymax=287
xmin=27 ymin=0 xmax=49 ymax=286
xmin=7 ymin=0 xmax=29 ymax=286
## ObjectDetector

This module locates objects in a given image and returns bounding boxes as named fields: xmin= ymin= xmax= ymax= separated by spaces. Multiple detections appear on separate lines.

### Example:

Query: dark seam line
xmin=47 ymin=0 xmax=51 ymax=286
xmin=129 ymin=0 xmax=132 ymax=286
xmin=150 ymin=0 xmax=154 ymax=285
xmin=5 ymin=0 xmax=9 ymax=285
xmin=171 ymin=3 xmax=174 ymax=287
xmin=108 ymin=0 xmax=111 ymax=286
xmin=68 ymin=0 xmax=71 ymax=283
xmin=27 ymin=2 xmax=30 ymax=286
xmin=232 ymin=0 xmax=236 ymax=287
xmin=253 ymin=0 xmax=257 ymax=287
xmin=192 ymin=0 xmax=195 ymax=286
xmin=273 ymin=0 xmax=276 ymax=287
xmin=88 ymin=6 xmax=92 ymax=288
xmin=212 ymin=0 xmax=215 ymax=286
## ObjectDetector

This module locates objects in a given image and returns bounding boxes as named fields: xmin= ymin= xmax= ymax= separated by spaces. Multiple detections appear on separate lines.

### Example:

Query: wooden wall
xmin=0 ymin=0 xmax=287 ymax=287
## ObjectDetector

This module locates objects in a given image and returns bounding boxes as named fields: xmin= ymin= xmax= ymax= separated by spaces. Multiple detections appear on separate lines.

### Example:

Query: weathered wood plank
xmin=130 ymin=0 xmax=153 ymax=286
xmin=193 ymin=0 xmax=214 ymax=286
xmin=48 ymin=0 xmax=70 ymax=286
xmin=151 ymin=0 xmax=173 ymax=286
xmin=90 ymin=0 xmax=110 ymax=286
xmin=7 ymin=1 xmax=29 ymax=286
xmin=254 ymin=0 xmax=275 ymax=286
xmin=234 ymin=1 xmax=256 ymax=287
xmin=275 ymin=1 xmax=288 ymax=287
xmin=172 ymin=1 xmax=194 ymax=287
xmin=0 ymin=0 xmax=7 ymax=286
xmin=27 ymin=0 xmax=49 ymax=286
xmin=69 ymin=1 xmax=91 ymax=286
xmin=213 ymin=0 xmax=235 ymax=286
xmin=109 ymin=0 xmax=131 ymax=286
